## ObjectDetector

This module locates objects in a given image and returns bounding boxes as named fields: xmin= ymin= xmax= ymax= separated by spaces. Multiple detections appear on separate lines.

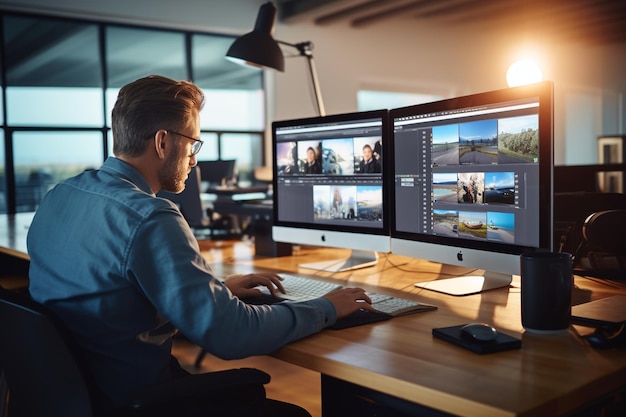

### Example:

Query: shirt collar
xmin=100 ymin=156 xmax=155 ymax=195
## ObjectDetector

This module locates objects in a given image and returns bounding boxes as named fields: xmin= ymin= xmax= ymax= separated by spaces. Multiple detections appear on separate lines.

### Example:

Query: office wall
xmin=1 ymin=0 xmax=624 ymax=165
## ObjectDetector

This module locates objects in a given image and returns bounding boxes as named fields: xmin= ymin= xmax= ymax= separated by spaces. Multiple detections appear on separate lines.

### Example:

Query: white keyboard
xmin=264 ymin=273 xmax=343 ymax=301
xmin=261 ymin=274 xmax=436 ymax=316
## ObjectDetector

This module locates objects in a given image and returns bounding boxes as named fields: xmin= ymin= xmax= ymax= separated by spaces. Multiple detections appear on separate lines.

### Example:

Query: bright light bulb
xmin=506 ymin=59 xmax=543 ymax=87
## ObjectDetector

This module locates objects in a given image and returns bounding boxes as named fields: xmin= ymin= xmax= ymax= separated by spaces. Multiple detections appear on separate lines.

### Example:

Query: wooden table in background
xmin=0 ymin=212 xmax=33 ymax=290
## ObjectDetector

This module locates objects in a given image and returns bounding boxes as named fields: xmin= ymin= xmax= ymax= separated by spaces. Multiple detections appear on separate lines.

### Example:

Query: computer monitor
xmin=272 ymin=110 xmax=390 ymax=272
xmin=197 ymin=159 xmax=236 ymax=188
xmin=390 ymin=81 xmax=554 ymax=295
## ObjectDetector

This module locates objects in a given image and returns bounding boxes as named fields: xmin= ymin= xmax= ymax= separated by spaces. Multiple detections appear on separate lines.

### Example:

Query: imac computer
xmin=272 ymin=110 xmax=390 ymax=272
xmin=390 ymin=81 xmax=554 ymax=295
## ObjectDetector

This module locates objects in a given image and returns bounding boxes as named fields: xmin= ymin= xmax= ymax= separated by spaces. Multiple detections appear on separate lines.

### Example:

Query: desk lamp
xmin=226 ymin=1 xmax=326 ymax=116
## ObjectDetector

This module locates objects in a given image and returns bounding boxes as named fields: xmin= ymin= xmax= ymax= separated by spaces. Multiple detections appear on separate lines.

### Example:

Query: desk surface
xmin=201 ymin=242 xmax=626 ymax=417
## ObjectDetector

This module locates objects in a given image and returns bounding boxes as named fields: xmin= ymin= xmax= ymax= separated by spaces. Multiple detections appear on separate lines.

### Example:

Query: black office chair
xmin=0 ymin=286 xmax=270 ymax=417
xmin=553 ymin=192 xmax=626 ymax=255
xmin=159 ymin=166 xmax=241 ymax=240
xmin=573 ymin=209 xmax=626 ymax=279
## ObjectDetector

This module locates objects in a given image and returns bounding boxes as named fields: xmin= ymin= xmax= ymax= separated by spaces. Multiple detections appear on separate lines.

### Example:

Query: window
xmin=7 ymin=87 xmax=104 ymax=127
xmin=0 ymin=12 xmax=264 ymax=214
xmin=106 ymin=26 xmax=187 ymax=87
xmin=13 ymin=131 xmax=103 ymax=212
xmin=0 ymin=131 xmax=5 ymax=213
xmin=220 ymin=133 xmax=264 ymax=186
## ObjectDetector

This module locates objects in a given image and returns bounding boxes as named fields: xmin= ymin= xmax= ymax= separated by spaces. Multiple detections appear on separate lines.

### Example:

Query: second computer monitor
xmin=390 ymin=81 xmax=554 ymax=295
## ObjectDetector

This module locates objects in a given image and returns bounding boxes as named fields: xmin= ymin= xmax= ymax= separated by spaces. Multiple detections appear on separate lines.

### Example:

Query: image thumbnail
xmin=459 ymin=120 xmax=498 ymax=164
xmin=356 ymin=185 xmax=383 ymax=221
xmin=433 ymin=209 xmax=459 ymax=237
xmin=329 ymin=185 xmax=357 ymax=219
xmin=457 ymin=172 xmax=484 ymax=204
xmin=432 ymin=172 xmax=458 ymax=203
xmin=432 ymin=124 xmax=460 ymax=166
xmin=486 ymin=212 xmax=515 ymax=244
xmin=497 ymin=115 xmax=539 ymax=163
xmin=321 ymin=138 xmax=355 ymax=175
xmin=313 ymin=185 xmax=331 ymax=219
xmin=314 ymin=185 xmax=357 ymax=220
xmin=298 ymin=140 xmax=322 ymax=174
xmin=276 ymin=141 xmax=298 ymax=175
xmin=458 ymin=211 xmax=487 ymax=240
xmin=353 ymin=137 xmax=382 ymax=174
xmin=484 ymin=172 xmax=515 ymax=205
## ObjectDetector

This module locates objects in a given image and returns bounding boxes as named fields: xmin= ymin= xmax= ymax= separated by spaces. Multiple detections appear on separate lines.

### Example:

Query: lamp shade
xmin=226 ymin=2 xmax=285 ymax=72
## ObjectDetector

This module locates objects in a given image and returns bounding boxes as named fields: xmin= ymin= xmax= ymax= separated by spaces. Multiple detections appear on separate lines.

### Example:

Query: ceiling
xmin=276 ymin=0 xmax=626 ymax=45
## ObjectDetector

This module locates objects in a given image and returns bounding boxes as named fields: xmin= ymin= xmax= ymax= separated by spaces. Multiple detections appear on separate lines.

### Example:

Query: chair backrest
xmin=582 ymin=209 xmax=626 ymax=253
xmin=158 ymin=165 xmax=209 ymax=228
xmin=197 ymin=159 xmax=236 ymax=188
xmin=0 ymin=287 xmax=94 ymax=417
xmin=553 ymin=192 xmax=626 ymax=254
xmin=571 ymin=209 xmax=626 ymax=279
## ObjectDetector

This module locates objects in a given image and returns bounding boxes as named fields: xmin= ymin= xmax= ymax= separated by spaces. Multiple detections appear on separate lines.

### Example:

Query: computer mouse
xmin=460 ymin=323 xmax=498 ymax=342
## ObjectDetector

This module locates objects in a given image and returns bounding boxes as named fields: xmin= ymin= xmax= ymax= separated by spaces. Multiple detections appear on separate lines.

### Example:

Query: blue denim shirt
xmin=27 ymin=157 xmax=336 ymax=404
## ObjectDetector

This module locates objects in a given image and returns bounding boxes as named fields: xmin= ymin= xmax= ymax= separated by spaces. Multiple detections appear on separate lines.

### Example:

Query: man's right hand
xmin=323 ymin=287 xmax=376 ymax=318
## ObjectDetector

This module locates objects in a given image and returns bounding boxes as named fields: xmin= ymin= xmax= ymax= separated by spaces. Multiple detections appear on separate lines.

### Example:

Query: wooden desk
xmin=201 ymin=243 xmax=626 ymax=417
xmin=5 ymin=217 xmax=625 ymax=417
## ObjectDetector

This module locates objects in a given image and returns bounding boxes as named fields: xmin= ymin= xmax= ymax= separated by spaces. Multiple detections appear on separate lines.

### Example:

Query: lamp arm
xmin=277 ymin=40 xmax=326 ymax=116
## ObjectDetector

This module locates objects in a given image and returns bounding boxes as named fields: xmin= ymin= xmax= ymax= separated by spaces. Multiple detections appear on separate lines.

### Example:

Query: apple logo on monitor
xmin=321 ymin=234 xmax=326 ymax=242
xmin=457 ymin=251 xmax=463 ymax=262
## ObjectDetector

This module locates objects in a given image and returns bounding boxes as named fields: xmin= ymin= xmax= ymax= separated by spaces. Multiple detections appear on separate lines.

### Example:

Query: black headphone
xmin=584 ymin=323 xmax=626 ymax=349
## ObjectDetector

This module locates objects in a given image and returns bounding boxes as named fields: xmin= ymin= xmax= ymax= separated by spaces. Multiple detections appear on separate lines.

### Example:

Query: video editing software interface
xmin=393 ymin=95 xmax=544 ymax=249
xmin=273 ymin=111 xmax=387 ymax=234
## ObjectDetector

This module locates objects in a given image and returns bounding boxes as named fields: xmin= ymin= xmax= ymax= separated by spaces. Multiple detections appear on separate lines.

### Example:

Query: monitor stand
xmin=299 ymin=250 xmax=379 ymax=273
xmin=414 ymin=271 xmax=513 ymax=296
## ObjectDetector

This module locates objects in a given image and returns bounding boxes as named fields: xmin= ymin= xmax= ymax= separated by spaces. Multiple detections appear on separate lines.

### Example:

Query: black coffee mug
xmin=520 ymin=252 xmax=573 ymax=334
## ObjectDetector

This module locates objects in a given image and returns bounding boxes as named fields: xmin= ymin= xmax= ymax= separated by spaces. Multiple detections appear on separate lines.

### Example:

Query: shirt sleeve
xmin=125 ymin=205 xmax=337 ymax=359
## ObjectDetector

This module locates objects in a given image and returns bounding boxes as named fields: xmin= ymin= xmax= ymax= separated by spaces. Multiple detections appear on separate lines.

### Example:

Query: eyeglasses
xmin=167 ymin=130 xmax=204 ymax=156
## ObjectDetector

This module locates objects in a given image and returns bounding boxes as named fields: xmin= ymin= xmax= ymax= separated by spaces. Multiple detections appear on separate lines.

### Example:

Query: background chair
xmin=158 ymin=166 xmax=216 ymax=239
xmin=573 ymin=209 xmax=626 ymax=279
xmin=0 ymin=286 xmax=270 ymax=417
xmin=553 ymin=192 xmax=626 ymax=255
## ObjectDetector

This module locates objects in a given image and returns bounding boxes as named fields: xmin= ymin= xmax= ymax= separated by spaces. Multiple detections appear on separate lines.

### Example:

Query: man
xmin=27 ymin=75 xmax=375 ymax=416
xmin=359 ymin=144 xmax=381 ymax=173
xmin=303 ymin=146 xmax=321 ymax=174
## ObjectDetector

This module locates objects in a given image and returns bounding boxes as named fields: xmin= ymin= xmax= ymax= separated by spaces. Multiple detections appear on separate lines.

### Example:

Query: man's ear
xmin=154 ymin=129 xmax=168 ymax=160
